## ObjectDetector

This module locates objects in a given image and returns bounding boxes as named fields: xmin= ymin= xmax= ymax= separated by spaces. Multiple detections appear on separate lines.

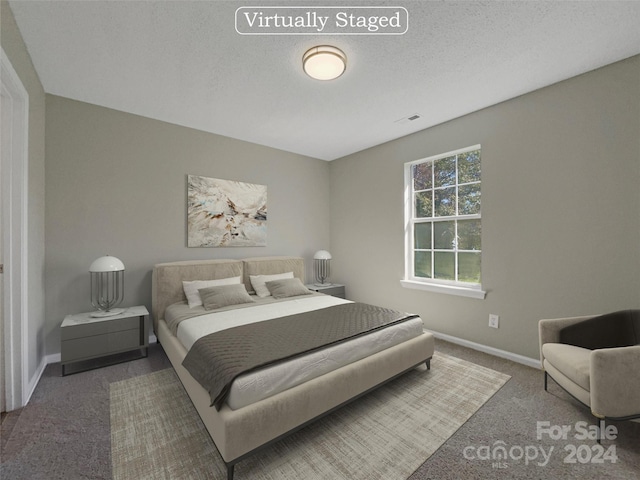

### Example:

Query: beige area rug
xmin=110 ymin=352 xmax=510 ymax=480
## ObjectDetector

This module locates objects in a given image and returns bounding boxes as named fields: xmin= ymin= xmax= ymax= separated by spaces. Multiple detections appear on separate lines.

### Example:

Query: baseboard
xmin=427 ymin=329 xmax=541 ymax=369
xmin=24 ymin=353 xmax=58 ymax=405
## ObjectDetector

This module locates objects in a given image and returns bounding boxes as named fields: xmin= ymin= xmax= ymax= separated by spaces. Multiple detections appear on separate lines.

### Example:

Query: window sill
xmin=400 ymin=279 xmax=486 ymax=299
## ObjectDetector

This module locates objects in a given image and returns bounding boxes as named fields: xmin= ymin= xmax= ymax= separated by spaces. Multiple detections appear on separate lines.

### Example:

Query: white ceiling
xmin=8 ymin=0 xmax=640 ymax=161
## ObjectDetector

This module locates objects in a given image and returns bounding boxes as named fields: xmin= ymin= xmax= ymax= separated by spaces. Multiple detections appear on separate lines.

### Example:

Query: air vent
xmin=394 ymin=113 xmax=422 ymax=125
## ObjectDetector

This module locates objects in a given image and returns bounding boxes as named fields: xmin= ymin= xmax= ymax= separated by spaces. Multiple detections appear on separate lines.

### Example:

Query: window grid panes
xmin=408 ymin=147 xmax=481 ymax=286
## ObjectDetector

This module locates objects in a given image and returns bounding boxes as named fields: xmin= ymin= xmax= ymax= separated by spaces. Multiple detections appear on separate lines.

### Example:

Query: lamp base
xmin=90 ymin=308 xmax=125 ymax=318
xmin=314 ymin=282 xmax=333 ymax=287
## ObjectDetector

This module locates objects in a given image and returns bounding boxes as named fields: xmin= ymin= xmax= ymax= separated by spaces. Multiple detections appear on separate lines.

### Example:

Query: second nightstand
xmin=306 ymin=283 xmax=346 ymax=299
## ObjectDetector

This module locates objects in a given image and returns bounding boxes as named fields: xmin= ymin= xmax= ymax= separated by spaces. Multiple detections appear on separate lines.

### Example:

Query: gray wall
xmin=45 ymin=96 xmax=330 ymax=355
xmin=1 ymin=0 xmax=47 ymax=383
xmin=329 ymin=55 xmax=640 ymax=360
xmin=37 ymin=54 xmax=640 ymax=361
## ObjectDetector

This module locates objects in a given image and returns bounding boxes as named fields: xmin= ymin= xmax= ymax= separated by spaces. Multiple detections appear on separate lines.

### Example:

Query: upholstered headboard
xmin=151 ymin=256 xmax=305 ymax=332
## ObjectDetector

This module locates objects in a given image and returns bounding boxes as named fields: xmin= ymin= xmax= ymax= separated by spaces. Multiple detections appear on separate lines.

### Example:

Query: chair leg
xmin=595 ymin=419 xmax=602 ymax=445
xmin=544 ymin=371 xmax=548 ymax=391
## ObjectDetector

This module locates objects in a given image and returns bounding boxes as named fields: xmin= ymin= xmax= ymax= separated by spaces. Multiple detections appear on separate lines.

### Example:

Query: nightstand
xmin=306 ymin=283 xmax=346 ymax=299
xmin=60 ymin=305 xmax=149 ymax=375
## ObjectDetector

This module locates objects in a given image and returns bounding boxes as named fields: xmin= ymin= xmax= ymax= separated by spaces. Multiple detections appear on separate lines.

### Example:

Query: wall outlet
xmin=489 ymin=314 xmax=500 ymax=329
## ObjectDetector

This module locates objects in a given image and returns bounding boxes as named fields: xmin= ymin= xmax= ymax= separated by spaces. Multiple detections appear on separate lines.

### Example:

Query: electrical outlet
xmin=489 ymin=314 xmax=500 ymax=329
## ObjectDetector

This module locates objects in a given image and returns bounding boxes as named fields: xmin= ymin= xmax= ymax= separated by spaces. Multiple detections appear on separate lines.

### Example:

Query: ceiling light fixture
xmin=303 ymin=45 xmax=346 ymax=81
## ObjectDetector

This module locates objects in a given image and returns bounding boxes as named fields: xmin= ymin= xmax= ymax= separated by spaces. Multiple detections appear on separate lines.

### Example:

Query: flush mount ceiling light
xmin=303 ymin=45 xmax=347 ymax=81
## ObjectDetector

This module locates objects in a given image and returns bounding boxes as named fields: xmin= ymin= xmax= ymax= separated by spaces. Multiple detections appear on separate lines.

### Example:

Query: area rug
xmin=110 ymin=352 xmax=510 ymax=480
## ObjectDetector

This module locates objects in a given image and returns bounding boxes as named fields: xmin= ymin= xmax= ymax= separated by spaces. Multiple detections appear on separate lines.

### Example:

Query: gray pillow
xmin=198 ymin=284 xmax=255 ymax=311
xmin=265 ymin=278 xmax=312 ymax=299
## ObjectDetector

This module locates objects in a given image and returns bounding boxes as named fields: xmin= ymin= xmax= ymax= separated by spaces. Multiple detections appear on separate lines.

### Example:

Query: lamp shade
xmin=314 ymin=250 xmax=332 ymax=260
xmin=89 ymin=255 xmax=125 ymax=272
xmin=303 ymin=46 xmax=346 ymax=80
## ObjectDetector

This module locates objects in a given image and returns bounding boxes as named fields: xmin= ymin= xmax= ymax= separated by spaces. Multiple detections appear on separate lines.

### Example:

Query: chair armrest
xmin=590 ymin=345 xmax=640 ymax=419
xmin=539 ymin=315 xmax=595 ymax=367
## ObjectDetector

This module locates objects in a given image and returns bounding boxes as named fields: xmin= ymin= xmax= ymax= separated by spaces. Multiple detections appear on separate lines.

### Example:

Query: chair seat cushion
xmin=542 ymin=343 xmax=591 ymax=391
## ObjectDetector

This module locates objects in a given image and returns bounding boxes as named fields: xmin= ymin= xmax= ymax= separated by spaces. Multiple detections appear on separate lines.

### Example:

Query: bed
xmin=152 ymin=256 xmax=435 ymax=479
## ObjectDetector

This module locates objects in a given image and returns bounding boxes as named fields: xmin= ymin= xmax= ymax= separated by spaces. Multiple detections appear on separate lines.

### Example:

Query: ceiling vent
xmin=394 ymin=113 xmax=422 ymax=125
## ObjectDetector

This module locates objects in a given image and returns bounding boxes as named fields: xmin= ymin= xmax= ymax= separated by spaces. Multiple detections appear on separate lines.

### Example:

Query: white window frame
xmin=401 ymin=145 xmax=486 ymax=299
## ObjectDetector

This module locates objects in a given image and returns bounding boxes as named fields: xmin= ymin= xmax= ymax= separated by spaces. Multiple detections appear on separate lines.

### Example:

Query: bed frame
xmin=152 ymin=257 xmax=435 ymax=479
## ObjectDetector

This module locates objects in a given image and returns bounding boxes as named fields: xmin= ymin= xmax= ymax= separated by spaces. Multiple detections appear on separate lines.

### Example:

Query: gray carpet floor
xmin=1 ymin=339 xmax=638 ymax=480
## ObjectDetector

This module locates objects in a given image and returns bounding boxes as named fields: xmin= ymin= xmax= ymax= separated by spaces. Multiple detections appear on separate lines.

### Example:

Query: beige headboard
xmin=151 ymin=256 xmax=305 ymax=332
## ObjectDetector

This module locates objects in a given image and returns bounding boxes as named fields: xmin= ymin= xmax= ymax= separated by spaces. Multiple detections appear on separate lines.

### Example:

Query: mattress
xmin=171 ymin=295 xmax=425 ymax=409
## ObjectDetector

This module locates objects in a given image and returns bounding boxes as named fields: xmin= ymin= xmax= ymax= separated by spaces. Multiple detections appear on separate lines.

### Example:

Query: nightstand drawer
xmin=61 ymin=329 xmax=141 ymax=362
xmin=317 ymin=285 xmax=345 ymax=298
xmin=108 ymin=329 xmax=143 ymax=352
xmin=61 ymin=335 xmax=109 ymax=362
xmin=306 ymin=284 xmax=346 ymax=298
xmin=61 ymin=315 xmax=140 ymax=341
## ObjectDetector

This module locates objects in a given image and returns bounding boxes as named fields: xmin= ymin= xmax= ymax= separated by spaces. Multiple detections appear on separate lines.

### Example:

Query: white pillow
xmin=249 ymin=272 xmax=294 ymax=298
xmin=182 ymin=276 xmax=241 ymax=308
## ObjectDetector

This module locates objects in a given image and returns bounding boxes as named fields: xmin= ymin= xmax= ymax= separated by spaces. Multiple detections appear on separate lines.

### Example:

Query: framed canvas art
xmin=187 ymin=175 xmax=267 ymax=247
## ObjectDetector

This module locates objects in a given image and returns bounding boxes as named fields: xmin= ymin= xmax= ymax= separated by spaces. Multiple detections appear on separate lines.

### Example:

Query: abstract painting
xmin=187 ymin=175 xmax=267 ymax=247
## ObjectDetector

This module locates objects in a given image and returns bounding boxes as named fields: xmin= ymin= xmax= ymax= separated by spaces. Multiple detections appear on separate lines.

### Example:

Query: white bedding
xmin=176 ymin=295 xmax=425 ymax=410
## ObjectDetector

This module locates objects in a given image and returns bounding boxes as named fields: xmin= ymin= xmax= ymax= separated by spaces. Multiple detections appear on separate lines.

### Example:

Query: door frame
xmin=1 ymin=48 xmax=29 ymax=410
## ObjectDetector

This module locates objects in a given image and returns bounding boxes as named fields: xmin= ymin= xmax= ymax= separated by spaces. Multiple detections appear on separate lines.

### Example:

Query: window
xmin=402 ymin=145 xmax=485 ymax=298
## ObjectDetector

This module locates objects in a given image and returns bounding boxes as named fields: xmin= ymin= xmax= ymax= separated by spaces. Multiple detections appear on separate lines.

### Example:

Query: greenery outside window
xmin=402 ymin=145 xmax=485 ymax=299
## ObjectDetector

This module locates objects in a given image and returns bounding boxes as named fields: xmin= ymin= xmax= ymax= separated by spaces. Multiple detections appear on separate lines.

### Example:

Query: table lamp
xmin=90 ymin=255 xmax=125 ymax=317
xmin=314 ymin=250 xmax=332 ymax=286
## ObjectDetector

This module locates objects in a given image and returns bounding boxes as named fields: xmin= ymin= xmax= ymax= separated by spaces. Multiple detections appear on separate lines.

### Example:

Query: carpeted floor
xmin=1 ymin=339 xmax=639 ymax=479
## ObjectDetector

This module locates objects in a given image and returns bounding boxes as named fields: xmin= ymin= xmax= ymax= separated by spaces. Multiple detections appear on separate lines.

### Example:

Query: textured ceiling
xmin=8 ymin=0 xmax=640 ymax=160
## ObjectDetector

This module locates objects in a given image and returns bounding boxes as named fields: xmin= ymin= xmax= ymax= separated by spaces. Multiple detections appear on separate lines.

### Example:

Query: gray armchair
xmin=539 ymin=310 xmax=640 ymax=420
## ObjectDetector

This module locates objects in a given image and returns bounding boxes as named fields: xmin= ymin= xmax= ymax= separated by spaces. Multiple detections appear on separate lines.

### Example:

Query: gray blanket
xmin=182 ymin=302 xmax=418 ymax=410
